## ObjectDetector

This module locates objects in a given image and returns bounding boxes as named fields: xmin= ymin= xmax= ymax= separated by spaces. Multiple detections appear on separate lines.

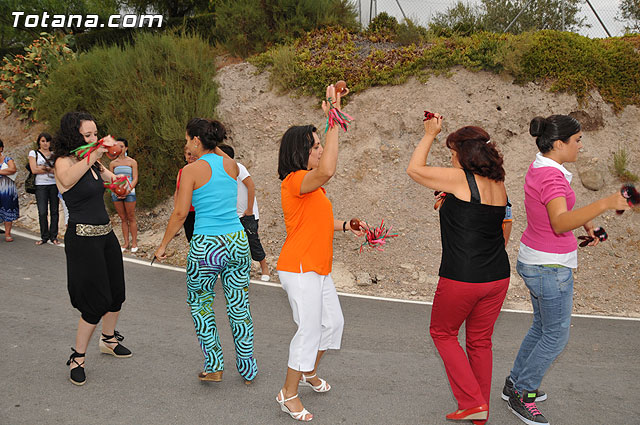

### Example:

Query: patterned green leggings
xmin=186 ymin=230 xmax=257 ymax=380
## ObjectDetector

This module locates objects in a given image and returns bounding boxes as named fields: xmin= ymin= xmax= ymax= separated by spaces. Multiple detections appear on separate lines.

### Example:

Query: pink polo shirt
xmin=520 ymin=163 xmax=577 ymax=254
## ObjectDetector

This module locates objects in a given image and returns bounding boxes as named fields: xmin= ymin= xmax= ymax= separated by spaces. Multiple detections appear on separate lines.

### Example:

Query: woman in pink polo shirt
xmin=505 ymin=115 xmax=630 ymax=425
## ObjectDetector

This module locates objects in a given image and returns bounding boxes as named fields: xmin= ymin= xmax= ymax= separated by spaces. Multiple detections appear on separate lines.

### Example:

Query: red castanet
xmin=423 ymin=110 xmax=444 ymax=121
xmin=113 ymin=184 xmax=127 ymax=197
xmin=335 ymin=80 xmax=347 ymax=95
xmin=105 ymin=143 xmax=122 ymax=160
xmin=349 ymin=218 xmax=361 ymax=231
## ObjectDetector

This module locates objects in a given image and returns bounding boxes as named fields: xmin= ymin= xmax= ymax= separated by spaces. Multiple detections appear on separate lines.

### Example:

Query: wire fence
xmin=354 ymin=0 xmax=633 ymax=38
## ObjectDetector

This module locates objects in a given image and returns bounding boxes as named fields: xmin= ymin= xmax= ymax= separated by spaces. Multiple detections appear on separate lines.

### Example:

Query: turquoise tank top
xmin=192 ymin=153 xmax=243 ymax=236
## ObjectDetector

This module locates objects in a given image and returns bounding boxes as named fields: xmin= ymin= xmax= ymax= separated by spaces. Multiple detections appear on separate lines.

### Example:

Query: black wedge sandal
xmin=99 ymin=330 xmax=132 ymax=358
xmin=66 ymin=348 xmax=86 ymax=386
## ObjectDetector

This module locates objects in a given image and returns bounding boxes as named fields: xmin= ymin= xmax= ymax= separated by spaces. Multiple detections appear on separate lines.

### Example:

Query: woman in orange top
xmin=275 ymin=85 xmax=363 ymax=422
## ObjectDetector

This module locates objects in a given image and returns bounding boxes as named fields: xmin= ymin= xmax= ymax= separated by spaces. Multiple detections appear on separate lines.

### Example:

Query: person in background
xmin=504 ymin=115 xmax=631 ymax=425
xmin=0 ymin=138 xmax=18 ymax=241
xmin=174 ymin=144 xmax=198 ymax=242
xmin=218 ymin=144 xmax=270 ymax=281
xmin=109 ymin=138 xmax=138 ymax=253
xmin=407 ymin=118 xmax=511 ymax=425
xmin=29 ymin=132 xmax=60 ymax=245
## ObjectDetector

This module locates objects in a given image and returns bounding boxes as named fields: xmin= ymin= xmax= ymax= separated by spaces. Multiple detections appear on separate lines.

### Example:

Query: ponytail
xmin=186 ymin=118 xmax=226 ymax=150
xmin=529 ymin=115 xmax=581 ymax=153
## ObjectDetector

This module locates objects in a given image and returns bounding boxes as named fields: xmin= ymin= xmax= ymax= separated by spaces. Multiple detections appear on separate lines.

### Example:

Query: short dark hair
xmin=52 ymin=111 xmax=96 ymax=161
xmin=37 ymin=132 xmax=52 ymax=148
xmin=116 ymin=137 xmax=128 ymax=147
xmin=445 ymin=126 xmax=505 ymax=182
xmin=218 ymin=144 xmax=235 ymax=159
xmin=529 ymin=115 xmax=581 ymax=154
xmin=0 ymin=138 xmax=4 ymax=148
xmin=278 ymin=125 xmax=317 ymax=180
xmin=186 ymin=118 xmax=226 ymax=150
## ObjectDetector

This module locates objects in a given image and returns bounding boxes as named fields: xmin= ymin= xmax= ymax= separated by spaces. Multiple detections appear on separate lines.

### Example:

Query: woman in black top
xmin=407 ymin=115 xmax=510 ymax=424
xmin=53 ymin=111 xmax=132 ymax=386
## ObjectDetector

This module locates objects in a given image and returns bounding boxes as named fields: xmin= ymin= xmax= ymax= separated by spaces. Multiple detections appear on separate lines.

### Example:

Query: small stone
xmin=355 ymin=271 xmax=372 ymax=286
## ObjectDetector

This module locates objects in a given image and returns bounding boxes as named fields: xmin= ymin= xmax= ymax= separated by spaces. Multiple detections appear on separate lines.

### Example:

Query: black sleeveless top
xmin=62 ymin=163 xmax=110 ymax=225
xmin=438 ymin=170 xmax=510 ymax=283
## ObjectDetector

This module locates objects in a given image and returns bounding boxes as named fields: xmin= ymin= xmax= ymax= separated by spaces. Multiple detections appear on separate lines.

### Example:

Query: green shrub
xmin=396 ymin=19 xmax=428 ymax=46
xmin=516 ymin=31 xmax=640 ymax=110
xmin=35 ymin=33 xmax=219 ymax=208
xmin=611 ymin=148 xmax=639 ymax=182
xmin=215 ymin=0 xmax=359 ymax=57
xmin=251 ymin=27 xmax=640 ymax=111
xmin=0 ymin=33 xmax=75 ymax=120
xmin=429 ymin=1 xmax=485 ymax=37
xmin=73 ymin=13 xmax=217 ymax=52
xmin=366 ymin=12 xmax=398 ymax=39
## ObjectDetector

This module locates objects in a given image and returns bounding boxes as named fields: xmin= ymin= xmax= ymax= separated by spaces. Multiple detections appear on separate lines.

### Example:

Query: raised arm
xmin=55 ymin=136 xmax=117 ymax=191
xmin=406 ymin=113 xmax=466 ymax=194
xmin=300 ymin=84 xmax=343 ymax=195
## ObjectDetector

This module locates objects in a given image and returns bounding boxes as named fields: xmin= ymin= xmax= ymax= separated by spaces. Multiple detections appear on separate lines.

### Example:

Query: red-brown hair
xmin=445 ymin=126 xmax=505 ymax=182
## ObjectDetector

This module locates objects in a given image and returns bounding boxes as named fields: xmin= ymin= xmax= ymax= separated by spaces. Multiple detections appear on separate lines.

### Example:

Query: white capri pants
xmin=278 ymin=270 xmax=345 ymax=372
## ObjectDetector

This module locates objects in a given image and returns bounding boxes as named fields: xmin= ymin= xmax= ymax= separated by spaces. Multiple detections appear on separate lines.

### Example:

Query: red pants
xmin=430 ymin=276 xmax=509 ymax=410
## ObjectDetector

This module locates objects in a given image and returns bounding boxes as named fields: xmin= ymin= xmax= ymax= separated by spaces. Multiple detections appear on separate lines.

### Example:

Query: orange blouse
xmin=277 ymin=170 xmax=334 ymax=275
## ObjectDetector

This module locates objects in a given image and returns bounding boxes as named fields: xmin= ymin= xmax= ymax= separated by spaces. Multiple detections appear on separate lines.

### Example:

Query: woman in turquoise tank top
xmin=154 ymin=118 xmax=257 ymax=384
xmin=108 ymin=138 xmax=139 ymax=252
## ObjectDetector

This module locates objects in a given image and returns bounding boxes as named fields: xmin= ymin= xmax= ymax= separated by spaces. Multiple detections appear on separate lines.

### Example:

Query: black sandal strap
xmin=66 ymin=348 xmax=85 ymax=366
xmin=101 ymin=330 xmax=125 ymax=342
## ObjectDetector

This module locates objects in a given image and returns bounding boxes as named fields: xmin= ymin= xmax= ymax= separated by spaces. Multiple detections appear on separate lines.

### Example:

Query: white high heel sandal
xmin=299 ymin=373 xmax=330 ymax=393
xmin=276 ymin=390 xmax=313 ymax=421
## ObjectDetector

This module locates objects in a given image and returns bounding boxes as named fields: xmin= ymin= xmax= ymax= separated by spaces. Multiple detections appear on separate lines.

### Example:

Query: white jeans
xmin=278 ymin=270 xmax=344 ymax=372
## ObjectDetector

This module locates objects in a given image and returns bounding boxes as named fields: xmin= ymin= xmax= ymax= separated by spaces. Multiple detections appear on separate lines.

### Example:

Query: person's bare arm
xmin=0 ymin=158 xmax=17 ymax=175
xmin=502 ymin=221 xmax=513 ymax=247
xmin=407 ymin=114 xmax=467 ymax=195
xmin=242 ymin=175 xmax=255 ymax=216
xmin=546 ymin=193 xmax=630 ymax=234
xmin=130 ymin=159 xmax=138 ymax=189
xmin=299 ymin=84 xmax=343 ymax=195
xmin=28 ymin=154 xmax=47 ymax=174
xmin=154 ymin=166 xmax=195 ymax=260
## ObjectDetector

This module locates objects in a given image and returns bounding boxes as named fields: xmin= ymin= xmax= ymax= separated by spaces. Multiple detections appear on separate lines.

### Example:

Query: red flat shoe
xmin=446 ymin=404 xmax=488 ymax=421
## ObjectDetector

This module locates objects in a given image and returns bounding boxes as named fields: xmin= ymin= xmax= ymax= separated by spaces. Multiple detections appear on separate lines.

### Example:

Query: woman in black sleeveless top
xmin=53 ymin=111 xmax=133 ymax=386
xmin=407 ymin=115 xmax=510 ymax=424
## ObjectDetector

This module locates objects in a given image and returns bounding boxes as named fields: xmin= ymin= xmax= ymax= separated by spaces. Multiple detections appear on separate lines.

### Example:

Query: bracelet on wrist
xmin=342 ymin=221 xmax=347 ymax=232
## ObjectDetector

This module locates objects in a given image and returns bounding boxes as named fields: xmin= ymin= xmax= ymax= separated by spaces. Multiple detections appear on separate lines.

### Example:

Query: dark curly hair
xmin=277 ymin=125 xmax=317 ymax=180
xmin=529 ymin=115 xmax=581 ymax=154
xmin=445 ymin=126 xmax=505 ymax=182
xmin=186 ymin=118 xmax=226 ymax=150
xmin=52 ymin=111 xmax=96 ymax=162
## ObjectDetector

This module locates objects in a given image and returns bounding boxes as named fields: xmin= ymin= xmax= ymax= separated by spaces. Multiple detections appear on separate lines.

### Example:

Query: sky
xmin=356 ymin=0 xmax=630 ymax=38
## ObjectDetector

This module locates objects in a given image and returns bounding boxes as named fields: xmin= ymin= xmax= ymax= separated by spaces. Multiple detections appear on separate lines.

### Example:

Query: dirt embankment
xmin=4 ymin=63 xmax=640 ymax=318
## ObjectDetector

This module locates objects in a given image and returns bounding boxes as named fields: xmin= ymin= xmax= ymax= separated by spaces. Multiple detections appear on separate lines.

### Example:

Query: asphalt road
xmin=2 ymin=230 xmax=639 ymax=425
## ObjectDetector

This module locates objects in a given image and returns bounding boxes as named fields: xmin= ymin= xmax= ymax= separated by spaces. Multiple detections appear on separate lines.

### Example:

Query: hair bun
xmin=529 ymin=117 xmax=547 ymax=137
